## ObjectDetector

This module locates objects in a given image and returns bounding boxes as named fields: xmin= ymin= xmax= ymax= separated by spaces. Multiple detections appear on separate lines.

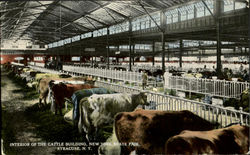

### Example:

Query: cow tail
xmin=37 ymin=79 xmax=41 ymax=93
xmin=78 ymin=102 xmax=83 ymax=133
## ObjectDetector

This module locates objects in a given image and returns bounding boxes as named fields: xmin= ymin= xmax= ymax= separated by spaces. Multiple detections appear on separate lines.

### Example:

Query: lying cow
xmin=165 ymin=124 xmax=249 ymax=154
xmin=114 ymin=109 xmax=217 ymax=154
xmin=78 ymin=92 xmax=149 ymax=141
xmin=50 ymin=82 xmax=96 ymax=115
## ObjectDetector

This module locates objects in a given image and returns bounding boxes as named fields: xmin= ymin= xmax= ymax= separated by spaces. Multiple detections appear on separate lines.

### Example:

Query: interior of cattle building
xmin=1 ymin=0 xmax=249 ymax=154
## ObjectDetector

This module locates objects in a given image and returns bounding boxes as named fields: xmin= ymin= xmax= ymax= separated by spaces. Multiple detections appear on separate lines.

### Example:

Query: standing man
xmin=142 ymin=70 xmax=148 ymax=90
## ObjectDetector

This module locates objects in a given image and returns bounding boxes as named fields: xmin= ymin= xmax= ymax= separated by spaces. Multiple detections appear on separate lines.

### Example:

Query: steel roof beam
xmin=46 ymin=11 xmax=91 ymax=31
xmin=85 ymin=15 xmax=109 ymax=26
xmin=0 ymin=3 xmax=51 ymax=13
xmin=53 ymin=1 xmax=111 ymax=33
xmin=16 ymin=1 xmax=58 ymax=41
xmin=58 ymin=3 xmax=79 ymax=14
xmin=8 ymin=2 xmax=28 ymax=39
xmin=104 ymin=7 xmax=129 ymax=19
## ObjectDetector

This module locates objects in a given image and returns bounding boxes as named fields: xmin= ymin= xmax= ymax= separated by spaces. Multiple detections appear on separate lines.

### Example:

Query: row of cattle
xmin=4 ymin=64 xmax=249 ymax=154
xmin=44 ymin=75 xmax=250 ymax=154
xmin=46 ymin=80 xmax=250 ymax=154
xmin=99 ymin=109 xmax=249 ymax=154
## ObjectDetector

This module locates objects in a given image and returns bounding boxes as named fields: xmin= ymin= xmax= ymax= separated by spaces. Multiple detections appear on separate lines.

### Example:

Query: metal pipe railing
xmin=62 ymin=65 xmax=143 ymax=84
xmin=165 ymin=75 xmax=249 ymax=99
xmin=95 ymin=80 xmax=249 ymax=127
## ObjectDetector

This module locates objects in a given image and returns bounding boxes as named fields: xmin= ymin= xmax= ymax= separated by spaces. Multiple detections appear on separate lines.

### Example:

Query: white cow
xmin=78 ymin=92 xmax=148 ymax=141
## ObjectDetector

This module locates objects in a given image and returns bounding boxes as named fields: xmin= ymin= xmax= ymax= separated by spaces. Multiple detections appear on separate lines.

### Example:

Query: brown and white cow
xmin=50 ymin=82 xmax=96 ymax=115
xmin=38 ymin=76 xmax=94 ymax=106
xmin=165 ymin=124 xmax=249 ymax=154
xmin=114 ymin=109 xmax=217 ymax=154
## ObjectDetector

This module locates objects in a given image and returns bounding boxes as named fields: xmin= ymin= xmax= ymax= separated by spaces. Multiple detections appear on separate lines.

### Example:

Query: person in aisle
xmin=239 ymin=64 xmax=244 ymax=72
xmin=243 ymin=69 xmax=249 ymax=81
xmin=142 ymin=70 xmax=148 ymax=90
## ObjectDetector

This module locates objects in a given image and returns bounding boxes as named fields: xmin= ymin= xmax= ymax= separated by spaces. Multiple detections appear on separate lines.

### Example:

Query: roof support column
xmin=106 ymin=28 xmax=110 ymax=69
xmin=129 ymin=37 xmax=132 ymax=71
xmin=132 ymin=44 xmax=135 ymax=66
xmin=129 ymin=19 xmax=132 ymax=71
xmin=160 ymin=11 xmax=166 ymax=72
xmin=117 ymin=45 xmax=119 ymax=64
xmin=167 ymin=46 xmax=170 ymax=62
xmin=215 ymin=0 xmax=224 ymax=75
xmin=152 ymin=41 xmax=155 ymax=66
xmin=161 ymin=33 xmax=165 ymax=72
xmin=179 ymin=39 xmax=183 ymax=68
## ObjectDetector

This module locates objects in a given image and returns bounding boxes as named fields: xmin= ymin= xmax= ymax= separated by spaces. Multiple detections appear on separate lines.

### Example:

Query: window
xmin=72 ymin=35 xmax=80 ymax=42
xmin=235 ymin=2 xmax=246 ymax=10
xmin=132 ymin=19 xmax=141 ymax=31
xmin=48 ymin=43 xmax=53 ymax=48
xmin=172 ymin=9 xmax=179 ymax=23
xmin=141 ymin=19 xmax=146 ymax=29
xmin=204 ymin=0 xmax=214 ymax=16
xmin=52 ymin=42 xmax=58 ymax=47
xmin=110 ymin=25 xmax=124 ymax=34
xmin=150 ymin=13 xmax=160 ymax=27
xmin=34 ymin=57 xmax=43 ymax=61
xmin=64 ymin=38 xmax=71 ymax=44
xmin=179 ymin=7 xmax=187 ymax=21
xmin=15 ymin=57 xmax=24 ymax=60
xmin=224 ymin=0 xmax=234 ymax=12
xmin=93 ymin=30 xmax=98 ymax=37
xmin=58 ymin=40 xmax=64 ymax=46
xmin=71 ymin=57 xmax=80 ymax=61
xmin=81 ymin=32 xmax=92 ymax=39
xmin=196 ymin=2 xmax=205 ymax=18
xmin=166 ymin=14 xmax=172 ymax=24
xmin=187 ymin=4 xmax=195 ymax=19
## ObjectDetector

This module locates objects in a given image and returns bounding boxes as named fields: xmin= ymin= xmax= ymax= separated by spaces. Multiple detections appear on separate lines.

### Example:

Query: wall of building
xmin=0 ymin=54 xmax=28 ymax=65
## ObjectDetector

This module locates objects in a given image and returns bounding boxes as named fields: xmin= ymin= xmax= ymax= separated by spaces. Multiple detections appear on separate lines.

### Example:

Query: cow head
xmin=49 ymin=80 xmax=67 ymax=96
xmin=134 ymin=91 xmax=149 ymax=106
xmin=84 ymin=76 xmax=96 ymax=85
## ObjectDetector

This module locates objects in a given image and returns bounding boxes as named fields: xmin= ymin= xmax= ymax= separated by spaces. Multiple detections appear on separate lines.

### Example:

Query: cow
xmin=64 ymin=109 xmax=74 ymax=125
xmin=66 ymin=88 xmax=115 ymax=125
xmin=165 ymin=124 xmax=249 ymax=154
xmin=50 ymin=82 xmax=96 ymax=115
xmin=114 ymin=109 xmax=218 ymax=154
xmin=98 ymin=124 xmax=121 ymax=155
xmin=78 ymin=92 xmax=149 ymax=141
xmin=38 ymin=76 xmax=94 ymax=106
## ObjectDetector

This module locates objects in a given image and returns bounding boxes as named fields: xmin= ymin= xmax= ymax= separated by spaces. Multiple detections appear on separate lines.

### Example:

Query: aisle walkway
xmin=1 ymin=68 xmax=55 ymax=155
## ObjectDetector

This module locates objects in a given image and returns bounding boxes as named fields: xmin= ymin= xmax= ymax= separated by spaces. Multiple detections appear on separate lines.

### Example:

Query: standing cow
xmin=38 ymin=76 xmax=94 ymax=107
xmin=114 ymin=109 xmax=217 ymax=154
xmin=165 ymin=124 xmax=249 ymax=154
xmin=78 ymin=92 xmax=149 ymax=141
xmin=68 ymin=88 xmax=115 ymax=125
xmin=50 ymin=82 xmax=96 ymax=115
